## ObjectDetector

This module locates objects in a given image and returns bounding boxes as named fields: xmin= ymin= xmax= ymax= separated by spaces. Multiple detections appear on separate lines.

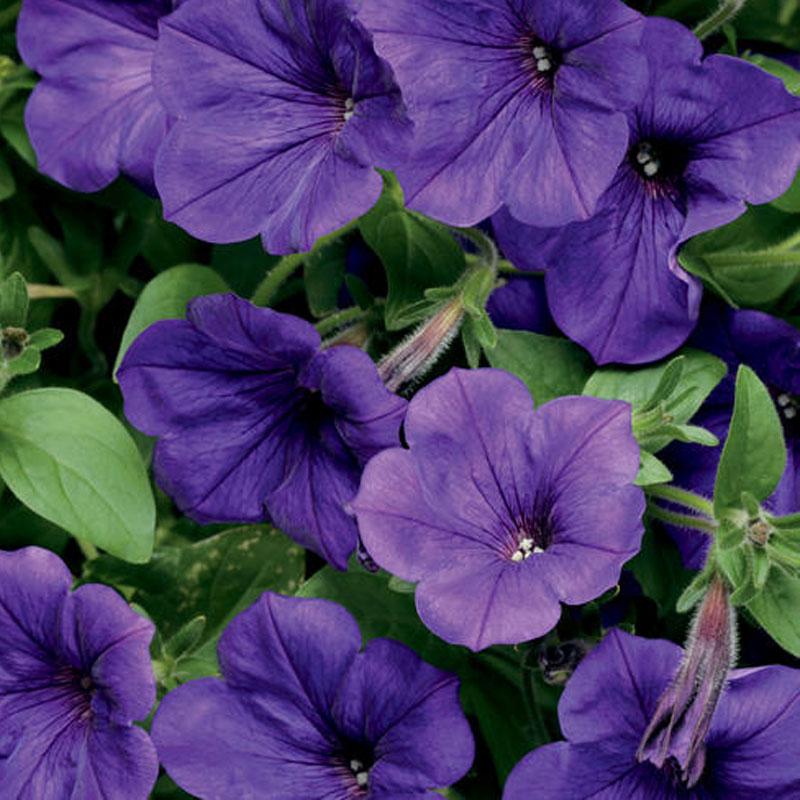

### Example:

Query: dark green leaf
xmin=369 ymin=211 xmax=464 ymax=331
xmin=304 ymin=239 xmax=347 ymax=317
xmin=628 ymin=527 xmax=694 ymax=615
xmin=114 ymin=264 xmax=230 ymax=375
xmin=0 ymin=270 xmax=27 ymax=326
xmin=487 ymin=330 xmax=592 ymax=405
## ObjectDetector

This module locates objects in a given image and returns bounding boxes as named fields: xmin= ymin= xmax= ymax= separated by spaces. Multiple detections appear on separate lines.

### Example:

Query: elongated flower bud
xmin=378 ymin=297 xmax=465 ymax=393
xmin=637 ymin=574 xmax=736 ymax=788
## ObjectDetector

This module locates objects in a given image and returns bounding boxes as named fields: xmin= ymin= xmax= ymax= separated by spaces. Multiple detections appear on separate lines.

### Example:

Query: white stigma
xmin=343 ymin=97 xmax=355 ymax=122
xmin=786 ymin=407 xmax=797 ymax=420
xmin=532 ymin=46 xmax=548 ymax=59
xmin=536 ymin=57 xmax=552 ymax=72
xmin=636 ymin=142 xmax=661 ymax=177
xmin=350 ymin=760 xmax=368 ymax=789
xmin=778 ymin=393 xmax=792 ymax=407
xmin=512 ymin=537 xmax=544 ymax=562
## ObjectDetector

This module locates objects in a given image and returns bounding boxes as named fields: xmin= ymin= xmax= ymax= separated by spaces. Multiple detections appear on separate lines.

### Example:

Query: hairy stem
xmin=647 ymin=504 xmax=718 ymax=535
xmin=251 ymin=254 xmax=305 ymax=307
xmin=646 ymin=484 xmax=715 ymax=518
xmin=694 ymin=0 xmax=747 ymax=40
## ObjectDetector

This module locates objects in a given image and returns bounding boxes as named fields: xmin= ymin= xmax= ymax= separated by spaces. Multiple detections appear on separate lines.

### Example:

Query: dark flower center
xmin=339 ymin=741 xmax=374 ymax=796
xmin=629 ymin=139 xmax=690 ymax=196
xmin=508 ymin=504 xmax=556 ymax=563
xmin=52 ymin=665 xmax=95 ymax=722
xmin=520 ymin=34 xmax=561 ymax=90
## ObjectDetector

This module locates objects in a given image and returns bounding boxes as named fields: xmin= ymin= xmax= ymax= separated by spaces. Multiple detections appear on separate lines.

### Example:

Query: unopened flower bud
xmin=637 ymin=574 xmax=736 ymax=788
xmin=378 ymin=298 xmax=464 ymax=393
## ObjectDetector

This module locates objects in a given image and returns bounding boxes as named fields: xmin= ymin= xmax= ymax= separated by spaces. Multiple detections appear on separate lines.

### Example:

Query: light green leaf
xmin=636 ymin=451 xmax=673 ymax=487
xmin=114 ymin=264 xmax=230 ymax=375
xmin=487 ymin=329 xmax=593 ymax=405
xmin=747 ymin=568 xmax=800 ymax=657
xmin=714 ymin=365 xmax=787 ymax=515
xmin=0 ymin=388 xmax=155 ymax=562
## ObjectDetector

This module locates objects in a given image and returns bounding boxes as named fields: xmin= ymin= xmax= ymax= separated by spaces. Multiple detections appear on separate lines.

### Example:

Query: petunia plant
xmin=2 ymin=0 xmax=800 ymax=798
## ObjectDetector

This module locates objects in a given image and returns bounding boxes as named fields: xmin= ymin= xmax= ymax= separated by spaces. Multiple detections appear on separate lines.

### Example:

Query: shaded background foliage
xmin=0 ymin=0 xmax=799 ymax=797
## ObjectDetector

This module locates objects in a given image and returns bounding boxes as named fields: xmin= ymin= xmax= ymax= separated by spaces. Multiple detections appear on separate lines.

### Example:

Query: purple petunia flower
xmin=662 ymin=300 xmax=800 ymax=569
xmin=117 ymin=293 xmax=406 ymax=570
xmin=350 ymin=368 xmax=645 ymax=651
xmin=494 ymin=18 xmax=800 ymax=365
xmin=18 ymin=0 xmax=176 ymax=193
xmin=153 ymin=592 xmax=475 ymax=799
xmin=503 ymin=628 xmax=800 ymax=799
xmin=153 ymin=0 xmax=412 ymax=255
xmin=0 ymin=547 xmax=158 ymax=798
xmin=359 ymin=0 xmax=646 ymax=229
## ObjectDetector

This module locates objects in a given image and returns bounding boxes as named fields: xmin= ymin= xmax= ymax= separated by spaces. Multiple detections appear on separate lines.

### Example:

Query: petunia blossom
xmin=503 ymin=628 xmax=800 ymax=799
xmin=117 ymin=293 xmax=406 ymax=570
xmin=0 ymin=546 xmax=158 ymax=798
xmin=487 ymin=275 xmax=554 ymax=334
xmin=359 ymin=0 xmax=646 ymax=229
xmin=494 ymin=18 xmax=800 ymax=365
xmin=18 ymin=0 xmax=176 ymax=193
xmin=662 ymin=299 xmax=800 ymax=569
xmin=350 ymin=368 xmax=645 ymax=651
xmin=153 ymin=592 xmax=475 ymax=799
xmin=153 ymin=0 xmax=413 ymax=254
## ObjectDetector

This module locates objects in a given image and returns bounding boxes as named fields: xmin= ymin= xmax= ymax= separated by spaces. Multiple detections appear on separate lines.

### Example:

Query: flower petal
xmin=333 ymin=638 xmax=474 ymax=792
xmin=18 ymin=0 xmax=169 ymax=191
xmin=557 ymin=629 xmax=682 ymax=744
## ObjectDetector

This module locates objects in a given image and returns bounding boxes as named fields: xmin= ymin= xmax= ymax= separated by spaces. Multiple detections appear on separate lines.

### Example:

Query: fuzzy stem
xmin=693 ymin=0 xmax=747 ymax=40
xmin=251 ymin=254 xmax=304 ymax=307
xmin=646 ymin=484 xmax=715 ymax=518
xmin=521 ymin=648 xmax=552 ymax=745
xmin=316 ymin=306 xmax=368 ymax=338
xmin=27 ymin=284 xmax=78 ymax=300
xmin=647 ymin=504 xmax=718 ymax=535
xmin=77 ymin=538 xmax=99 ymax=561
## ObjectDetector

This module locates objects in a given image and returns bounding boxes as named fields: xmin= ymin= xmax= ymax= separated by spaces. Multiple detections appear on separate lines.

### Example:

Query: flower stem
xmin=646 ymin=484 xmax=715 ymax=518
xmin=27 ymin=284 xmax=78 ymax=300
xmin=693 ymin=0 xmax=747 ymax=41
xmin=316 ymin=306 xmax=368 ymax=338
xmin=251 ymin=254 xmax=305 ymax=307
xmin=76 ymin=537 xmax=99 ymax=561
xmin=647 ymin=504 xmax=718 ymax=535
xmin=521 ymin=648 xmax=551 ymax=745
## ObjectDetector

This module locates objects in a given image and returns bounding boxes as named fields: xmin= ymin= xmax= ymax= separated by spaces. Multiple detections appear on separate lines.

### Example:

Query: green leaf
xmin=680 ymin=204 xmax=800 ymax=308
xmin=0 ymin=149 xmax=15 ymax=201
xmin=487 ymin=330 xmax=593 ymax=405
xmin=747 ymin=568 xmax=800 ymax=657
xmin=114 ymin=264 xmax=230 ymax=375
xmin=86 ymin=525 xmax=304 ymax=678
xmin=714 ymin=366 xmax=787 ymax=515
xmin=0 ymin=271 xmax=27 ymax=327
xmin=369 ymin=210 xmax=464 ymax=331
xmin=0 ymin=388 xmax=155 ymax=562
xmin=304 ymin=239 xmax=348 ymax=317
xmin=627 ymin=526 xmax=694 ymax=615
xmin=585 ymin=349 xmax=727 ymax=452
xmin=744 ymin=54 xmax=800 ymax=95
xmin=298 ymin=566 xmax=463 ymax=670
xmin=358 ymin=170 xmax=405 ymax=248
xmin=636 ymin=451 xmax=673 ymax=487
xmin=26 ymin=328 xmax=63 ymax=351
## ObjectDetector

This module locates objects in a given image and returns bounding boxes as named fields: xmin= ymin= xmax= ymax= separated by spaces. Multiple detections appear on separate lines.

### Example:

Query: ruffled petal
xmin=18 ymin=0 xmax=170 ymax=192
xmin=333 ymin=639 xmax=473 ymax=792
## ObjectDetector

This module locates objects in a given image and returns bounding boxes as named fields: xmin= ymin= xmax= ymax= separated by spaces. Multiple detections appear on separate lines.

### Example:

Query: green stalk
xmin=646 ymin=484 xmax=715 ymax=518
xmin=647 ymin=504 xmax=718 ymax=535
xmin=694 ymin=0 xmax=747 ymax=41
xmin=251 ymin=254 xmax=305 ymax=307
xmin=316 ymin=306 xmax=368 ymax=338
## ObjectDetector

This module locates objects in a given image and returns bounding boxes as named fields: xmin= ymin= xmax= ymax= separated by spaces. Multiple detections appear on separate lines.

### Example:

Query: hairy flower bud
xmin=637 ymin=574 xmax=736 ymax=788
